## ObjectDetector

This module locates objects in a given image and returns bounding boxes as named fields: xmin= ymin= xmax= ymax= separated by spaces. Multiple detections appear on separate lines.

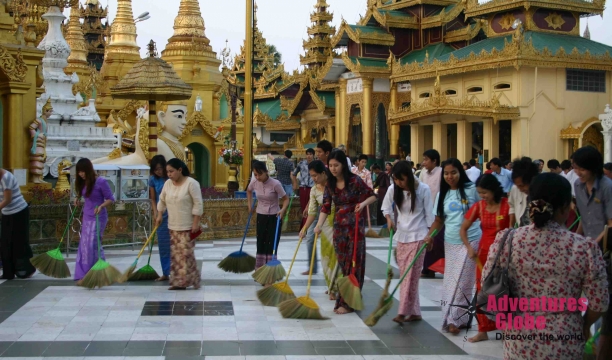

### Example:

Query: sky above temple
xmin=96 ymin=0 xmax=612 ymax=72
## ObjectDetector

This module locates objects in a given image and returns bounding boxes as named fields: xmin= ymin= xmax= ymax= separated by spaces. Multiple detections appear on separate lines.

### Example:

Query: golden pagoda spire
xmin=106 ymin=0 xmax=139 ymax=56
xmin=162 ymin=0 xmax=214 ymax=57
xmin=65 ymin=5 xmax=89 ymax=73
xmin=301 ymin=0 xmax=334 ymax=68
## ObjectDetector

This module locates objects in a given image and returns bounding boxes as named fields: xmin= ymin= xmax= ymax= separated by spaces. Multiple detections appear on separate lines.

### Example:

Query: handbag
xmin=478 ymin=228 xmax=515 ymax=307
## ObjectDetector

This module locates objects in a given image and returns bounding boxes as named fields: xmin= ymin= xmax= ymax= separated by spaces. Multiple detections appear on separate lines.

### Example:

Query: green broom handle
xmin=283 ymin=196 xmax=294 ymax=224
xmin=305 ymin=233 xmax=319 ymax=298
xmin=568 ymin=215 xmax=581 ymax=231
xmin=239 ymin=199 xmax=256 ymax=252
xmin=351 ymin=211 xmax=360 ymax=270
xmin=388 ymin=242 xmax=428 ymax=299
xmin=386 ymin=229 xmax=394 ymax=270
xmin=271 ymin=215 xmax=282 ymax=259
xmin=283 ymin=230 xmax=304 ymax=285
xmin=135 ymin=226 xmax=159 ymax=261
xmin=146 ymin=226 xmax=155 ymax=265
xmin=96 ymin=212 xmax=101 ymax=260
xmin=58 ymin=203 xmax=80 ymax=246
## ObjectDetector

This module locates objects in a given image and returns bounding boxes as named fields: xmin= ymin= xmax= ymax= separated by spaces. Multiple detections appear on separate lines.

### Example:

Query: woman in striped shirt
xmin=0 ymin=169 xmax=35 ymax=280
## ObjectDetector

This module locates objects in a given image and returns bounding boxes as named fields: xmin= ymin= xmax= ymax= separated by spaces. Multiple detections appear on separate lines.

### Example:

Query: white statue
xmin=195 ymin=95 xmax=203 ymax=113
xmin=93 ymin=103 xmax=188 ymax=165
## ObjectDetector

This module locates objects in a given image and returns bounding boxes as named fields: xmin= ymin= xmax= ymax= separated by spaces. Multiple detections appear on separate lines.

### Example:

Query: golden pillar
xmin=389 ymin=82 xmax=399 ymax=158
xmin=456 ymin=119 xmax=472 ymax=163
xmin=483 ymin=119 xmax=499 ymax=159
xmin=0 ymin=83 xmax=29 ymax=172
xmin=334 ymin=89 xmax=340 ymax=146
xmin=300 ymin=117 xmax=308 ymax=142
xmin=432 ymin=122 xmax=448 ymax=159
xmin=362 ymin=78 xmax=373 ymax=157
xmin=241 ymin=0 xmax=254 ymax=188
xmin=338 ymin=78 xmax=347 ymax=146
xmin=410 ymin=123 xmax=423 ymax=163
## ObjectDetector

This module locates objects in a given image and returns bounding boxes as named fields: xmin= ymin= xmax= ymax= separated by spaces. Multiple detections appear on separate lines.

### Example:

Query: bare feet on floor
xmin=334 ymin=307 xmax=353 ymax=315
xmin=393 ymin=315 xmax=405 ymax=324
xmin=448 ymin=324 xmax=461 ymax=335
xmin=468 ymin=332 xmax=489 ymax=343
xmin=155 ymin=276 xmax=168 ymax=282
xmin=329 ymin=293 xmax=337 ymax=300
xmin=405 ymin=315 xmax=422 ymax=322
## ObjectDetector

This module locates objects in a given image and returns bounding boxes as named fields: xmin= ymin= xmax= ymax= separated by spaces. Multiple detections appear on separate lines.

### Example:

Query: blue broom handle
xmin=239 ymin=199 xmax=257 ymax=252
xmin=271 ymin=215 xmax=281 ymax=260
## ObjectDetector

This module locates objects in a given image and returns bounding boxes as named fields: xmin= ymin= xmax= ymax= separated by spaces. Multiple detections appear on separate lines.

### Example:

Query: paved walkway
xmin=0 ymin=233 xmax=503 ymax=359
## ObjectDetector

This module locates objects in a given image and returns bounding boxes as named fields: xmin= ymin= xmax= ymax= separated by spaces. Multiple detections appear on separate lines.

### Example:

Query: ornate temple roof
xmin=331 ymin=22 xmax=395 ymax=47
xmin=463 ymin=0 xmax=606 ymax=19
xmin=105 ymin=0 xmax=139 ymax=56
xmin=301 ymin=0 xmax=335 ymax=68
xmin=65 ymin=5 xmax=89 ymax=70
xmin=161 ymin=0 xmax=216 ymax=58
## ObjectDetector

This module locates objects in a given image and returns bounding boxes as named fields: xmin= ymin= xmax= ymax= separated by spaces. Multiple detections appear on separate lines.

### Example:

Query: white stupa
xmin=36 ymin=6 xmax=119 ymax=178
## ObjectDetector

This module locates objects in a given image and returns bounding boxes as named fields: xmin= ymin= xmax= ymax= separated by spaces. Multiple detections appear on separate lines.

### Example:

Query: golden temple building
xmin=79 ymin=0 xmax=108 ymax=71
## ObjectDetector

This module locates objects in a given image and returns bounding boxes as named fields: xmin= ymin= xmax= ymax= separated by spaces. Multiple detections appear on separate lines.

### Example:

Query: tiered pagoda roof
xmin=301 ymin=0 xmax=336 ymax=68
xmin=79 ymin=0 xmax=109 ymax=70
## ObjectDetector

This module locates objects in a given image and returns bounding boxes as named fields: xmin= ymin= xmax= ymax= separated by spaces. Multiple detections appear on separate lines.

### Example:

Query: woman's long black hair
xmin=436 ymin=158 xmax=473 ymax=218
xmin=327 ymin=149 xmax=354 ymax=190
xmin=476 ymin=174 xmax=503 ymax=204
xmin=392 ymin=161 xmax=416 ymax=213
xmin=150 ymin=155 xmax=167 ymax=179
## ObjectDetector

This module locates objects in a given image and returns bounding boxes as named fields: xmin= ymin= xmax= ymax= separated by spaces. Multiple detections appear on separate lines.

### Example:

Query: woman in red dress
xmin=315 ymin=150 xmax=376 ymax=314
xmin=459 ymin=174 xmax=510 ymax=342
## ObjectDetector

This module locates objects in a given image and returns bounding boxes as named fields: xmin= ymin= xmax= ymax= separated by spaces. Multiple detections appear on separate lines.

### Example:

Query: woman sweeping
xmin=459 ymin=174 xmax=510 ymax=342
xmin=382 ymin=161 xmax=433 ymax=323
xmin=0 ymin=169 xmax=35 ymax=279
xmin=300 ymin=160 xmax=337 ymax=298
xmin=155 ymin=159 xmax=203 ymax=290
xmin=426 ymin=158 xmax=481 ymax=334
xmin=314 ymin=150 xmax=376 ymax=314
xmin=74 ymin=158 xmax=115 ymax=284
xmin=246 ymin=160 xmax=289 ymax=270
xmin=149 ymin=155 xmax=170 ymax=281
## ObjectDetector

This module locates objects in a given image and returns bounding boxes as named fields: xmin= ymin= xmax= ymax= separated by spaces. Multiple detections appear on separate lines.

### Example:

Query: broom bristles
xmin=128 ymin=264 xmax=160 ymax=281
xmin=31 ymin=249 xmax=71 ymax=279
xmin=278 ymin=296 xmax=326 ymax=319
xmin=218 ymin=251 xmax=256 ymax=274
xmin=337 ymin=275 xmax=364 ymax=310
xmin=366 ymin=229 xmax=381 ymax=238
xmin=257 ymin=282 xmax=295 ymax=306
xmin=119 ymin=262 xmax=137 ymax=283
xmin=252 ymin=263 xmax=286 ymax=285
xmin=80 ymin=259 xmax=121 ymax=289
xmin=364 ymin=298 xmax=394 ymax=326
xmin=378 ymin=227 xmax=390 ymax=238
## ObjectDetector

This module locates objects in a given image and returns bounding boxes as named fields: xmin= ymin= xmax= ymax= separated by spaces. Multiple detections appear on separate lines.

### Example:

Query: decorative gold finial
xmin=147 ymin=40 xmax=158 ymax=57
xmin=66 ymin=5 xmax=89 ymax=68
xmin=107 ymin=0 xmax=139 ymax=56
xmin=162 ymin=0 xmax=214 ymax=57
xmin=42 ymin=98 xmax=53 ymax=114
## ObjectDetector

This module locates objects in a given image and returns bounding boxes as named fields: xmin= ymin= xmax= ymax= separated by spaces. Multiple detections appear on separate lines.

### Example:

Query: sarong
xmin=255 ymin=214 xmax=281 ymax=269
xmin=74 ymin=216 xmax=107 ymax=280
xmin=157 ymin=213 xmax=170 ymax=276
xmin=0 ymin=206 xmax=35 ymax=279
xmin=169 ymin=230 xmax=200 ymax=288
xmin=320 ymin=205 xmax=337 ymax=291
xmin=396 ymin=240 xmax=426 ymax=317
xmin=441 ymin=240 xmax=479 ymax=331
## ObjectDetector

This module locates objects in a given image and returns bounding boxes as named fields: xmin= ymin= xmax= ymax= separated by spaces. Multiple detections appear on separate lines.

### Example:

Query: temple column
xmin=432 ymin=122 xmax=447 ymax=159
xmin=456 ymin=119 xmax=472 ymax=163
xmin=334 ymin=89 xmax=340 ymax=146
xmin=0 ymin=83 xmax=31 ymax=176
xmin=410 ymin=123 xmax=424 ymax=162
xmin=300 ymin=117 xmax=308 ymax=142
xmin=389 ymin=83 xmax=399 ymax=158
xmin=338 ymin=78 xmax=347 ymax=146
xmin=483 ymin=119 xmax=499 ymax=159
xmin=511 ymin=118 xmax=529 ymax=160
xmin=362 ymin=78 xmax=374 ymax=158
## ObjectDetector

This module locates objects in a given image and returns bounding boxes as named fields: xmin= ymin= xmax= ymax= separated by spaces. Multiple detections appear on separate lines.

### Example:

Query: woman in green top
xmin=300 ymin=160 xmax=337 ymax=299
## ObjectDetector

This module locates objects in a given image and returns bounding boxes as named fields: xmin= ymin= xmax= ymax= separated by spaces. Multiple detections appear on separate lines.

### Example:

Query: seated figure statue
xmin=93 ymin=101 xmax=188 ymax=165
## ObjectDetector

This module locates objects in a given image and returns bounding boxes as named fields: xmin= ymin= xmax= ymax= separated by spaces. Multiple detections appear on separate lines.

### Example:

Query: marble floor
xmin=0 ymin=232 xmax=503 ymax=359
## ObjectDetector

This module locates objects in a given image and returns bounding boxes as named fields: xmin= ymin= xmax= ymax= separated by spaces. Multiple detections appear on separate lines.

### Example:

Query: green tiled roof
xmin=436 ymin=31 xmax=612 ymax=62
xmin=379 ymin=9 xmax=413 ymax=20
xmin=348 ymin=24 xmax=389 ymax=35
xmin=400 ymin=43 xmax=456 ymax=65
xmin=254 ymin=99 xmax=284 ymax=120
xmin=347 ymin=56 xmax=389 ymax=68
xmin=319 ymin=92 xmax=335 ymax=108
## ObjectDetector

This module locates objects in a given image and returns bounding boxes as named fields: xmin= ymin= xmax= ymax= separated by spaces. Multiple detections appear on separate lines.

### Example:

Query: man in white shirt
xmin=465 ymin=159 xmax=481 ymax=184
xmin=508 ymin=157 xmax=539 ymax=227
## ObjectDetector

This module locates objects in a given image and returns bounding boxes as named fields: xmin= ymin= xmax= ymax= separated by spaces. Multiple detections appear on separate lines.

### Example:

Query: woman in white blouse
xmin=155 ymin=158 xmax=203 ymax=290
xmin=382 ymin=161 xmax=434 ymax=324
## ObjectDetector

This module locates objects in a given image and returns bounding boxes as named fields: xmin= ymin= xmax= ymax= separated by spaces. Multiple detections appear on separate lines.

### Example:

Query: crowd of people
xmin=1 ymin=138 xmax=611 ymax=359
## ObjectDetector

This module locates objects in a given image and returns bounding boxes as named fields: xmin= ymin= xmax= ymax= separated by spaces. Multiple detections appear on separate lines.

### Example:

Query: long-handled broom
xmin=364 ymin=241 xmax=429 ymax=326
xmin=120 ymin=226 xmax=158 ymax=282
xmin=336 ymin=212 xmax=364 ymax=311
xmin=80 ymin=213 xmax=121 ymax=289
xmin=257 ymin=231 xmax=304 ymax=306
xmin=252 ymin=215 xmax=286 ymax=285
xmin=128 ymin=228 xmax=161 ymax=281
xmin=279 ymin=233 xmax=326 ymax=319
xmin=365 ymin=206 xmax=380 ymax=238
xmin=31 ymin=205 xmax=80 ymax=278
xmin=218 ymin=200 xmax=257 ymax=273
xmin=281 ymin=196 xmax=294 ymax=232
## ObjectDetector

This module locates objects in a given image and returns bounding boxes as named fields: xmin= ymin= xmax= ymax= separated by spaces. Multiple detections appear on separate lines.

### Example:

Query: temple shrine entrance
xmin=187 ymin=142 xmax=211 ymax=187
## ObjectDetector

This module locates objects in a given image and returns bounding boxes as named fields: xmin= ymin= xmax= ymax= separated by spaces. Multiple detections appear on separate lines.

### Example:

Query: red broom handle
xmin=351 ymin=211 xmax=360 ymax=275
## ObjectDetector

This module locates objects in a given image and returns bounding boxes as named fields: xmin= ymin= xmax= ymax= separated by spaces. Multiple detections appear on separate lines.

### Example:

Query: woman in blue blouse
xmin=149 ymin=155 xmax=170 ymax=281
